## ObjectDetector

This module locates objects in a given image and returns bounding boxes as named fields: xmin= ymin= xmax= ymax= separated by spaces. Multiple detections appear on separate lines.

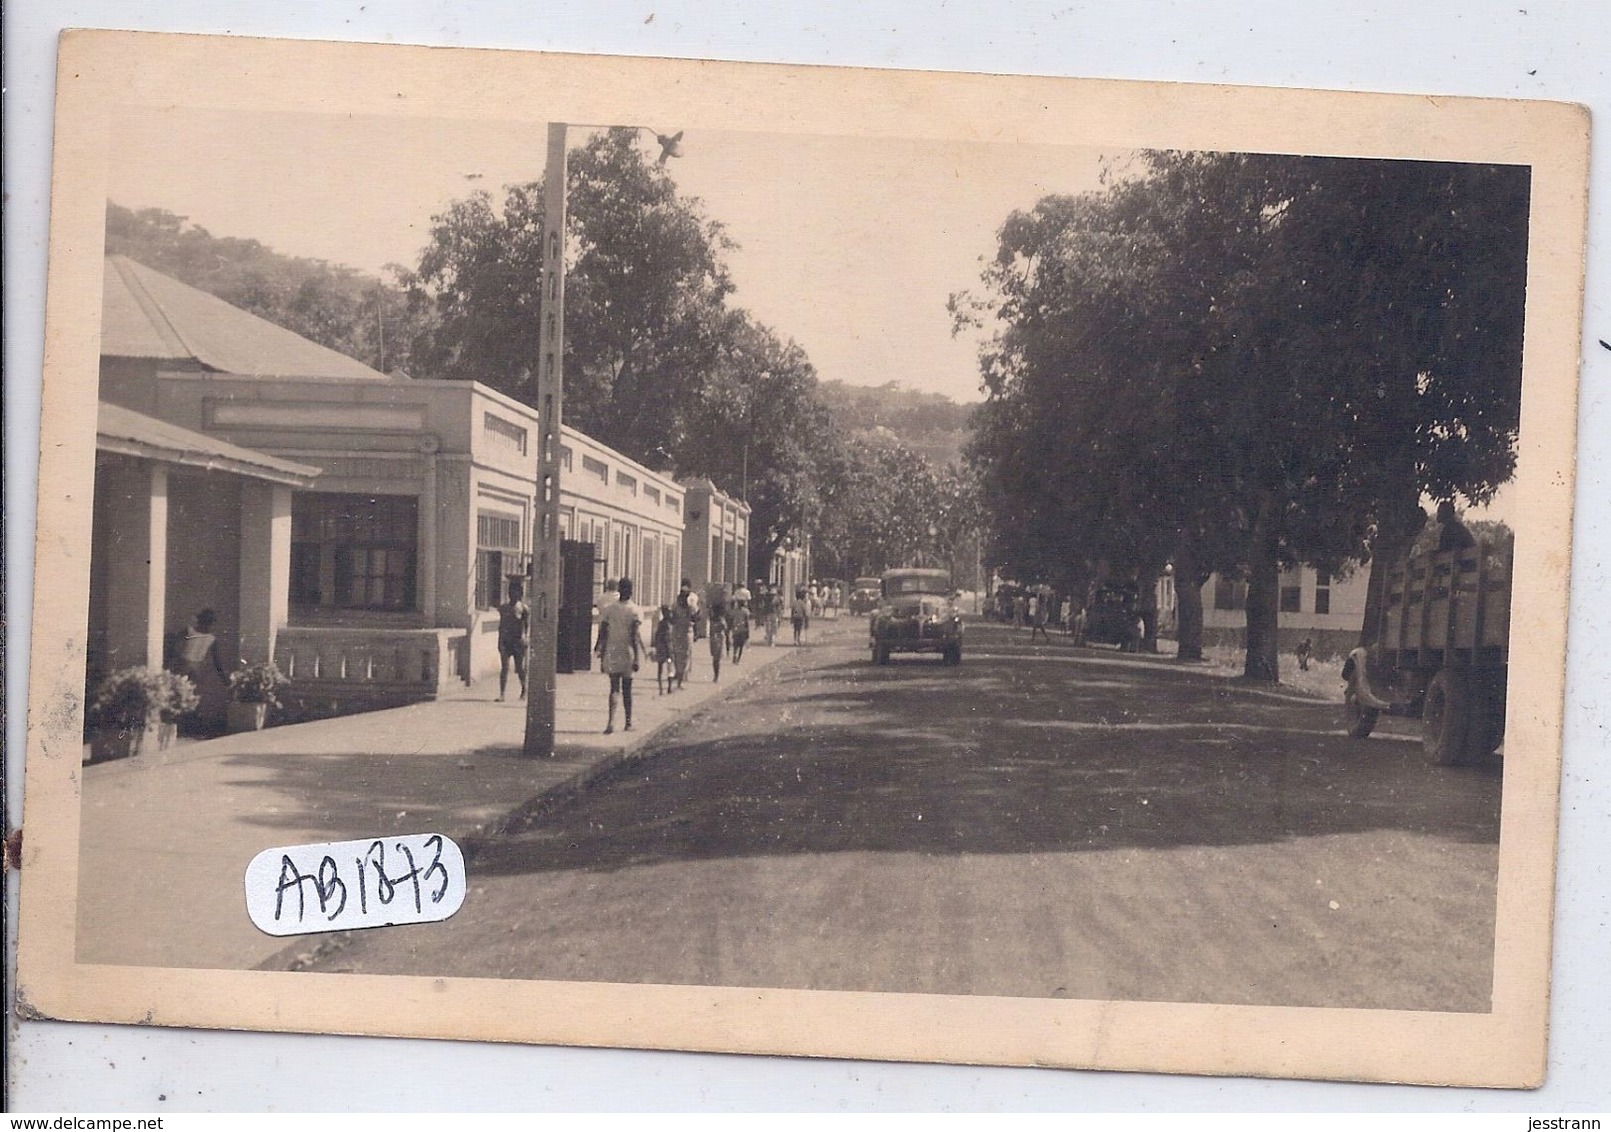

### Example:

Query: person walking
xmin=494 ymin=580 xmax=530 ymax=702
xmin=670 ymin=580 xmax=696 ymax=690
xmin=707 ymin=597 xmax=730 ymax=682
xmin=730 ymin=598 xmax=752 ymax=664
xmin=763 ymin=584 xmax=780 ymax=646
xmin=651 ymin=604 xmax=674 ymax=693
xmin=790 ymin=586 xmax=810 ymax=646
xmin=594 ymin=577 xmax=644 ymax=734
xmin=1296 ymin=635 xmax=1313 ymax=672
xmin=1031 ymin=589 xmax=1051 ymax=642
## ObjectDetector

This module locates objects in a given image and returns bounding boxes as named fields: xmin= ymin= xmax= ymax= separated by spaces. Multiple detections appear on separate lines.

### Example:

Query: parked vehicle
xmin=849 ymin=576 xmax=883 ymax=615
xmin=1079 ymin=581 xmax=1144 ymax=650
xmin=869 ymin=568 xmax=963 ymax=666
xmin=1342 ymin=533 xmax=1512 ymax=765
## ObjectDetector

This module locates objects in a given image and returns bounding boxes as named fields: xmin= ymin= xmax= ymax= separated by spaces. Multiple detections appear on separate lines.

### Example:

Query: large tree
xmin=675 ymin=312 xmax=839 ymax=579
xmin=402 ymin=128 xmax=738 ymax=468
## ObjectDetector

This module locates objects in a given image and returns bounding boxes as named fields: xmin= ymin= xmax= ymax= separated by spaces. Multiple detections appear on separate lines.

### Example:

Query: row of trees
xmin=110 ymin=130 xmax=983 ymax=585
xmin=399 ymin=128 xmax=983 ymax=580
xmin=958 ymin=151 xmax=1529 ymax=679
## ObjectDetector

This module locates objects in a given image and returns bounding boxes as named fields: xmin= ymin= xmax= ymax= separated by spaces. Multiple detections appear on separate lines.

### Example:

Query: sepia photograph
xmin=14 ymin=28 xmax=1591 ymax=1092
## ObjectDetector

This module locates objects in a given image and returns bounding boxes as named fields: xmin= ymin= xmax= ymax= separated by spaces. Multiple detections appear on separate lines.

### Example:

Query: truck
xmin=1341 ymin=533 xmax=1512 ymax=766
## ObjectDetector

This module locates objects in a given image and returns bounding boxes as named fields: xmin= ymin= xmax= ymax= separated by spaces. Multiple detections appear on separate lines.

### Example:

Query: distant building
xmin=678 ymin=478 xmax=751 ymax=605
xmin=1199 ymin=564 xmax=1371 ymax=657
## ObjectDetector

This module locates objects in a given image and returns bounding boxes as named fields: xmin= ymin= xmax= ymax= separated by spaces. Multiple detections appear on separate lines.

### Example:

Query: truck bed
xmin=1377 ymin=537 xmax=1512 ymax=667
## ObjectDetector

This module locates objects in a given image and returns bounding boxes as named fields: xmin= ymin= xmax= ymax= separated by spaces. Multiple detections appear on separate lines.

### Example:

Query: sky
xmin=107 ymin=107 xmax=1114 ymax=405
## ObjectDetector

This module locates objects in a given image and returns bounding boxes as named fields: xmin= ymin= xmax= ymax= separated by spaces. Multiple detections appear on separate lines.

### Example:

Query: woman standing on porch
xmin=173 ymin=608 xmax=228 ymax=734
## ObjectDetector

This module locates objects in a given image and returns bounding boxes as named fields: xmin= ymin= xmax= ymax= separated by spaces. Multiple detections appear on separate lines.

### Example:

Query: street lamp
xmin=523 ymin=122 xmax=680 ymax=757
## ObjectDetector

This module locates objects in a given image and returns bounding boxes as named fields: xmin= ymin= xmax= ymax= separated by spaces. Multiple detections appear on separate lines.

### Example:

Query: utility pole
xmin=523 ymin=122 xmax=569 ymax=757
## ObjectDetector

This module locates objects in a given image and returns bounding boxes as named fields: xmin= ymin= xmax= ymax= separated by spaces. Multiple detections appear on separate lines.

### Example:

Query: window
xmin=665 ymin=494 xmax=680 ymax=514
xmin=291 ymin=493 xmax=417 ymax=613
xmin=1314 ymin=569 xmax=1332 ymax=616
xmin=1280 ymin=584 xmax=1302 ymax=613
xmin=641 ymin=532 xmax=660 ymax=606
xmin=475 ymin=510 xmax=525 ymax=609
xmin=644 ymin=485 xmax=661 ymax=505
xmin=663 ymin=543 xmax=679 ymax=603
xmin=582 ymin=454 xmax=608 ymax=482
xmin=482 ymin=412 xmax=528 ymax=456
xmin=559 ymin=445 xmax=573 ymax=472
xmin=616 ymin=470 xmax=637 ymax=494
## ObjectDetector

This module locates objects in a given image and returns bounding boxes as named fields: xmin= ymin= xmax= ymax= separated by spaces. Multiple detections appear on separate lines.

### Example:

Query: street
xmin=294 ymin=617 xmax=1502 ymax=1013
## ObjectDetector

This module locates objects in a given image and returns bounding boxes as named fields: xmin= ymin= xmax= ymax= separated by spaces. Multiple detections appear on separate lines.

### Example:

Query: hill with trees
xmin=815 ymin=379 xmax=976 ymax=468
xmin=104 ymin=203 xmax=422 ymax=375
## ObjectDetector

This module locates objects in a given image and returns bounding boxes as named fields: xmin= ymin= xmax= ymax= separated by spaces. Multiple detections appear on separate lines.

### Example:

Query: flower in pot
xmin=89 ymin=667 xmax=197 ymax=762
xmin=227 ymin=661 xmax=289 ymax=733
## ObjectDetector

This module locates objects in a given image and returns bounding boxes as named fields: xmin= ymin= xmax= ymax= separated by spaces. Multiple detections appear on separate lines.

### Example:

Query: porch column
xmin=238 ymin=481 xmax=292 ymax=665
xmin=419 ymin=437 xmax=439 ymax=625
xmin=104 ymin=462 xmax=168 ymax=669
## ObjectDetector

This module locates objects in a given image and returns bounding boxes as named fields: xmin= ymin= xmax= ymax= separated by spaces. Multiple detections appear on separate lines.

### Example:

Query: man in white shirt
xmin=595 ymin=577 xmax=645 ymax=734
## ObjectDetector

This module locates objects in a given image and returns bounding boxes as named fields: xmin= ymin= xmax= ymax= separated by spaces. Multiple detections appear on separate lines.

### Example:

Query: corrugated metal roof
xmin=101 ymin=255 xmax=390 ymax=381
xmin=97 ymin=401 xmax=321 ymax=486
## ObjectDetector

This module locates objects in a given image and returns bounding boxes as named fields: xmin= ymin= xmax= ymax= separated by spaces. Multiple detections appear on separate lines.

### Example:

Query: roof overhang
xmin=96 ymin=402 xmax=320 ymax=487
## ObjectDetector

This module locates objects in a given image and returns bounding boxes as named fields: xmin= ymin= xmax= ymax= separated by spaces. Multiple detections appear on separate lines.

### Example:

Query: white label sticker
xmin=244 ymin=834 xmax=466 ymax=936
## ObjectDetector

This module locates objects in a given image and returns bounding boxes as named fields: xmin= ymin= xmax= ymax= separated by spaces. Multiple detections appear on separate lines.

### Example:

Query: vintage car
xmin=1079 ymin=580 xmax=1144 ymax=650
xmin=869 ymin=567 xmax=963 ymax=665
xmin=848 ymin=576 xmax=883 ymax=615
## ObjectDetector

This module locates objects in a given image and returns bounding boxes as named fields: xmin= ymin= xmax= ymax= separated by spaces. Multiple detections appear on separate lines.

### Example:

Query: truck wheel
xmin=1422 ymin=668 xmax=1473 ymax=767
xmin=1464 ymin=670 xmax=1507 ymax=760
xmin=1344 ymin=683 xmax=1379 ymax=739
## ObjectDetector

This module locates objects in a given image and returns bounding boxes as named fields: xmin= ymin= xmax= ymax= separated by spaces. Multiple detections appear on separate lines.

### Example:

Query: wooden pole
xmin=523 ymin=122 xmax=568 ymax=757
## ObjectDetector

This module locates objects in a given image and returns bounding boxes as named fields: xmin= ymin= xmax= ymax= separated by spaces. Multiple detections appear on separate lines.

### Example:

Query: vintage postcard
xmin=17 ymin=30 xmax=1589 ymax=1086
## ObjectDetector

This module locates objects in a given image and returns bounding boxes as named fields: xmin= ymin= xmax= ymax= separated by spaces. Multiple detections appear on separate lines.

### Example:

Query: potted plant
xmin=227 ymin=661 xmax=289 ymax=732
xmin=89 ymin=667 xmax=198 ymax=762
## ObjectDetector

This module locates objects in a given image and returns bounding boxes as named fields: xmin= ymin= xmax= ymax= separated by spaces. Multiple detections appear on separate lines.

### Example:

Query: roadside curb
xmin=466 ymin=636 xmax=826 ymax=851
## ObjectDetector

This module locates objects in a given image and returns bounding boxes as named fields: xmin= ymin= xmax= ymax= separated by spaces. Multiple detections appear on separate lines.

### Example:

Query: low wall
xmin=274 ymin=625 xmax=467 ymax=721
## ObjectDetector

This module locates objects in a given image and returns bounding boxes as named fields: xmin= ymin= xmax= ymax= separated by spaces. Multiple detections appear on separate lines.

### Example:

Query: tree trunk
xmin=1242 ymin=507 xmax=1281 ymax=683
xmin=1174 ymin=536 xmax=1206 ymax=662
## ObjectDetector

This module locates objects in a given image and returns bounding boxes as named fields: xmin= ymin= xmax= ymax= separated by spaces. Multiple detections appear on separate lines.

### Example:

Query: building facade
xmin=558 ymin=428 xmax=687 ymax=612
xmin=91 ymin=256 xmax=693 ymax=715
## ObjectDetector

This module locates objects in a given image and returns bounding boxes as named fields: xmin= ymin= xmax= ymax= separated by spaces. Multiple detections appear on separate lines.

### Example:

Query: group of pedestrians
xmin=493 ymin=574 xmax=821 ymax=735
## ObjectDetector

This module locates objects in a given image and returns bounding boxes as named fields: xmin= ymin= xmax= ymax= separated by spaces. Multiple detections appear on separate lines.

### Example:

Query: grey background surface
xmin=6 ymin=0 xmax=1609 ymax=1112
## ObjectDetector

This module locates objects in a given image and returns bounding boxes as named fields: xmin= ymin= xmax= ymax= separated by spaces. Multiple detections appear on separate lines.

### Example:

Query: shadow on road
xmin=461 ymin=628 xmax=1501 ymax=877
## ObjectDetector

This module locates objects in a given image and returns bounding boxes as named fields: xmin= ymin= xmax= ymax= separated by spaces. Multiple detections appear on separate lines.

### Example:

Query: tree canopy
xmin=960 ymin=150 xmax=1530 ymax=678
xmin=403 ymin=128 xmax=739 ymax=468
